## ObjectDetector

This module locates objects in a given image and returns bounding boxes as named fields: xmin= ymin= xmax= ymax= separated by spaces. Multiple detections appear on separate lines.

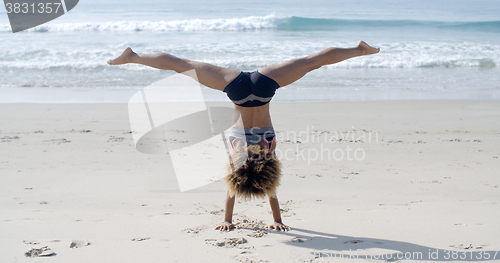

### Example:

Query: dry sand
xmin=1 ymin=101 xmax=499 ymax=262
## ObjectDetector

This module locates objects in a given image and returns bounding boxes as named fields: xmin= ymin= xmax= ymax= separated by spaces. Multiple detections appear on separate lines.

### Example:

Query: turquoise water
xmin=1 ymin=0 xmax=499 ymax=102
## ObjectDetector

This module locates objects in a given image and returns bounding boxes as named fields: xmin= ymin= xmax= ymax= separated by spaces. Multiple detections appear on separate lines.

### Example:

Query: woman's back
xmin=233 ymin=103 xmax=273 ymax=128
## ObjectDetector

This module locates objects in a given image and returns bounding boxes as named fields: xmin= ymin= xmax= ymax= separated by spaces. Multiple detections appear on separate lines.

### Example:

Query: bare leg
xmin=107 ymin=47 xmax=241 ymax=91
xmin=258 ymin=41 xmax=380 ymax=87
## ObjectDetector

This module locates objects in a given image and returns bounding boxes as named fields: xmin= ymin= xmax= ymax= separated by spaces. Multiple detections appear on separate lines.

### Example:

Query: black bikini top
xmin=223 ymin=71 xmax=280 ymax=107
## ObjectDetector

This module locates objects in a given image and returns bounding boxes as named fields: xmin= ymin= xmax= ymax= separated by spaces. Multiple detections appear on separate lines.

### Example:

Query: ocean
xmin=1 ymin=0 xmax=499 ymax=103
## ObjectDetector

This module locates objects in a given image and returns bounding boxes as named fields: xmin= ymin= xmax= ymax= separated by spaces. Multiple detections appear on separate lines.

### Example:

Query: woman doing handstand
xmin=107 ymin=41 xmax=380 ymax=232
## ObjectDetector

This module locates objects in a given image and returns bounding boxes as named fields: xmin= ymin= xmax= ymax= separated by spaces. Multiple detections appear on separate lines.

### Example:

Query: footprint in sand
xmin=247 ymin=230 xmax=267 ymax=238
xmin=213 ymin=216 xmax=269 ymax=238
xmin=234 ymin=216 xmax=268 ymax=231
xmin=24 ymin=246 xmax=56 ymax=258
xmin=183 ymin=227 xmax=204 ymax=235
xmin=292 ymin=237 xmax=307 ymax=243
xmin=131 ymin=237 xmax=151 ymax=242
xmin=147 ymin=212 xmax=171 ymax=217
xmin=210 ymin=209 xmax=224 ymax=215
xmin=44 ymin=138 xmax=71 ymax=144
xmin=70 ymin=240 xmax=91 ymax=248
xmin=236 ymin=255 xmax=270 ymax=263
xmin=205 ymin=237 xmax=250 ymax=249
xmin=108 ymin=136 xmax=125 ymax=142
xmin=1 ymin=136 xmax=20 ymax=142
xmin=449 ymin=243 xmax=485 ymax=250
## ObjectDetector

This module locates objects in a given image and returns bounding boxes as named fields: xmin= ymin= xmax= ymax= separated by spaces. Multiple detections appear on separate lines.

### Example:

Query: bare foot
xmin=358 ymin=41 xmax=380 ymax=55
xmin=107 ymin=47 xmax=136 ymax=65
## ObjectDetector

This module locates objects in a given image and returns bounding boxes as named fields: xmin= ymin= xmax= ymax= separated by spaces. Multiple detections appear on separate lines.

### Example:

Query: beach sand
xmin=1 ymin=101 xmax=499 ymax=262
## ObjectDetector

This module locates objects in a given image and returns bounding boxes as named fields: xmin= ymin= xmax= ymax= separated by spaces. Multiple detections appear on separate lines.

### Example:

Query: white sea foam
xmin=0 ymin=14 xmax=286 ymax=33
xmin=0 ymin=40 xmax=497 ymax=71
xmin=2 ymin=15 xmax=499 ymax=33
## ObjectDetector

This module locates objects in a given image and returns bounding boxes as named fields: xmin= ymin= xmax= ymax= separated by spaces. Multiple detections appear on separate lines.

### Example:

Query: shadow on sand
xmin=272 ymin=227 xmax=498 ymax=261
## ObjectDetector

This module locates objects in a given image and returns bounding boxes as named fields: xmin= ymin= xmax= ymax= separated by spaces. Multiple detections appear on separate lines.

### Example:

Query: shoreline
xmin=1 ymin=86 xmax=500 ymax=104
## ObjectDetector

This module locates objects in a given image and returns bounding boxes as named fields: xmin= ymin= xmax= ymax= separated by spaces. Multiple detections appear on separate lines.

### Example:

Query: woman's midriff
xmin=232 ymin=103 xmax=272 ymax=128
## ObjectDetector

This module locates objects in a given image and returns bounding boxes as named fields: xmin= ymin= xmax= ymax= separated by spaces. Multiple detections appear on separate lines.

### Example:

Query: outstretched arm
xmin=215 ymin=191 xmax=238 ymax=231
xmin=268 ymin=195 xmax=291 ymax=231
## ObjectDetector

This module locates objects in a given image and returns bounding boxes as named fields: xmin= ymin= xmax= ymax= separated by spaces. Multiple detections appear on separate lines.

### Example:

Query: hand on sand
xmin=215 ymin=221 xmax=239 ymax=232
xmin=268 ymin=222 xmax=291 ymax=232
